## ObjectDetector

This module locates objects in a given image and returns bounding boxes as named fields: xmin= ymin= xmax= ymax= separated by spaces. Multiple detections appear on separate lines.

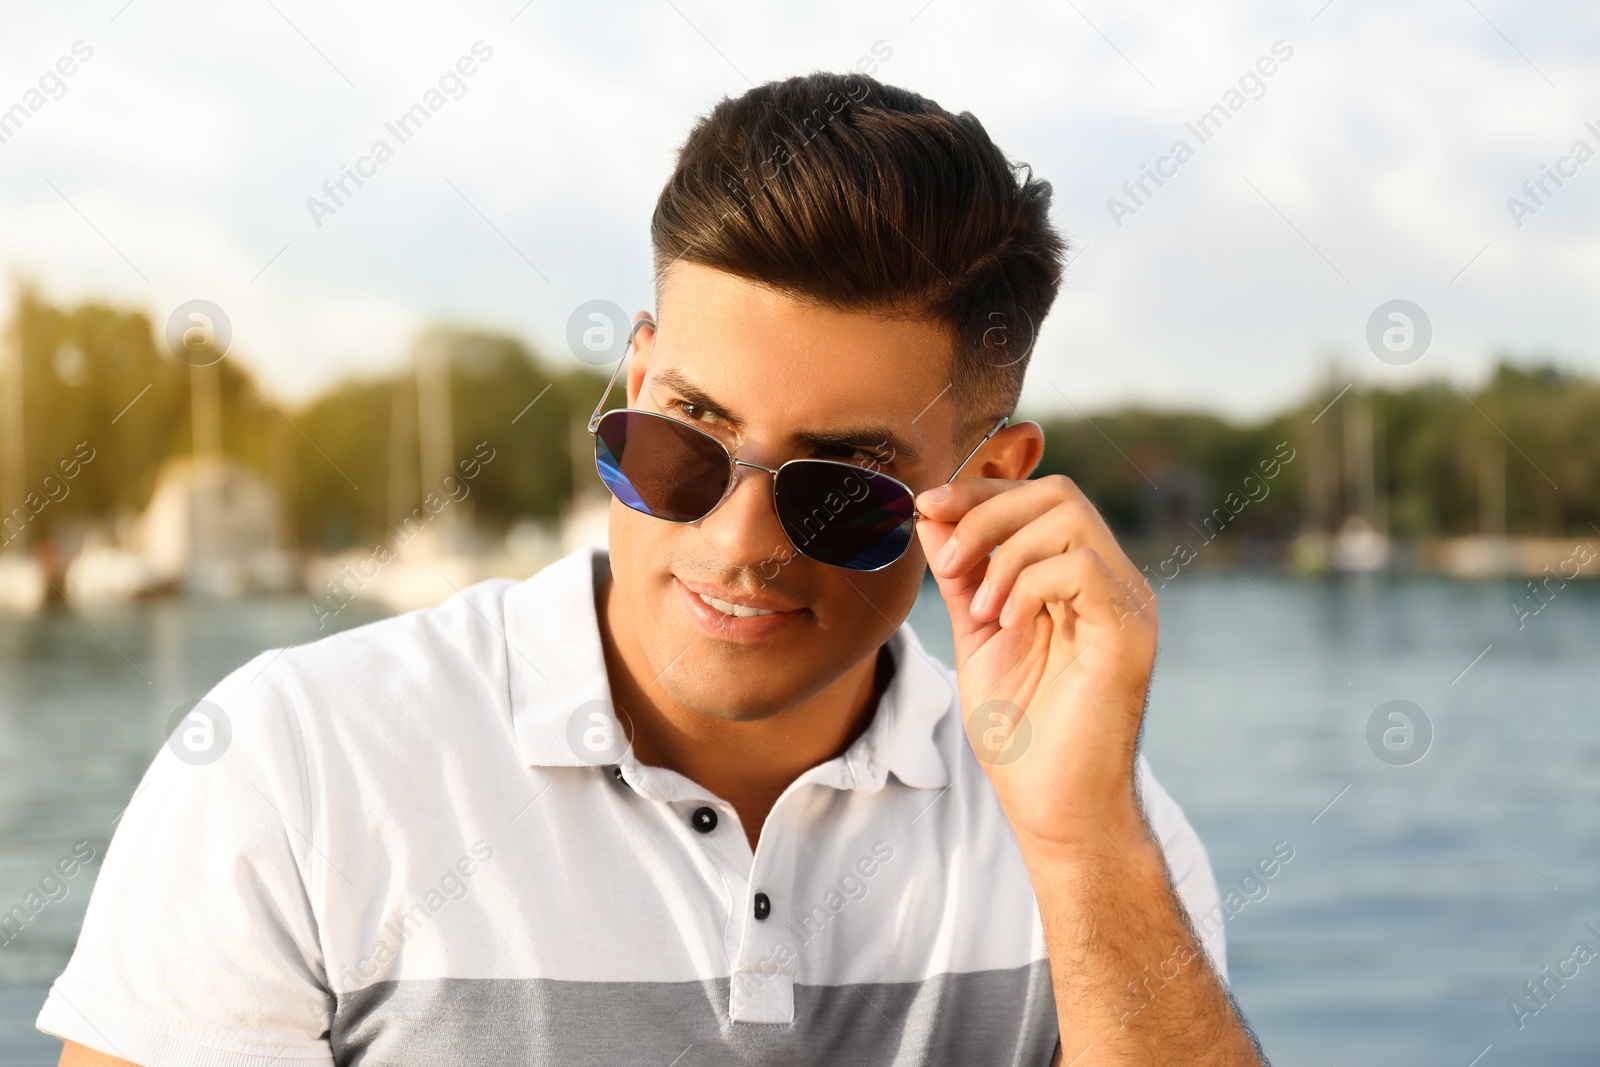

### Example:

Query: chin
xmin=653 ymin=671 xmax=796 ymax=723
xmin=648 ymin=618 xmax=832 ymax=719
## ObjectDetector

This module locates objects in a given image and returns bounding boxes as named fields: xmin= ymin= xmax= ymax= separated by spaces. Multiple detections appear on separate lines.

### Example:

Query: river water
xmin=1 ymin=573 xmax=1596 ymax=1064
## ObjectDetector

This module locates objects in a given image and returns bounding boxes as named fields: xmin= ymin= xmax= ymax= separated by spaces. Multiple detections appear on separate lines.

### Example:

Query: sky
xmin=1 ymin=0 xmax=1597 ymax=420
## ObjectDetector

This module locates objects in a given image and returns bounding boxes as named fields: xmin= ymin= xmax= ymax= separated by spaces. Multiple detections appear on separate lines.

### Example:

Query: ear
xmin=974 ymin=420 xmax=1044 ymax=482
xmin=624 ymin=311 xmax=656 ymax=407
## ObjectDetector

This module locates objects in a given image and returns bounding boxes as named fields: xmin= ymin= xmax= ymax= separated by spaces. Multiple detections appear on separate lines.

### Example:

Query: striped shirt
xmin=39 ymin=545 xmax=1225 ymax=1066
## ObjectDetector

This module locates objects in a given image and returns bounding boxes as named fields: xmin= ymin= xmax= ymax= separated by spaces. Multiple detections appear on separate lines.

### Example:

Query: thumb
xmin=915 ymin=518 xmax=997 ymax=667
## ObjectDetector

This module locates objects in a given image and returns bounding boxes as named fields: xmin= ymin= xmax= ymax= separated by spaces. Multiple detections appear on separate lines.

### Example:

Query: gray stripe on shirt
xmin=332 ymin=961 xmax=1058 ymax=1066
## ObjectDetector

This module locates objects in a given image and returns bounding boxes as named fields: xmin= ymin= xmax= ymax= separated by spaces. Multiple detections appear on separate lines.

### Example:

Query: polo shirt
xmin=38 ymin=545 xmax=1226 ymax=1066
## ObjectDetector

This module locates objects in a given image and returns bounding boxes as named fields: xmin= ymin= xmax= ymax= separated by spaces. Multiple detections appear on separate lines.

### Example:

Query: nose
xmin=694 ymin=461 xmax=794 ymax=575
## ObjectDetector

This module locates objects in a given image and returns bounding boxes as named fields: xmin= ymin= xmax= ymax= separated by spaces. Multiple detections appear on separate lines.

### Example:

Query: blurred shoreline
xmin=3 ymin=508 xmax=1597 ymax=619
xmin=5 ymin=288 xmax=1600 ymax=616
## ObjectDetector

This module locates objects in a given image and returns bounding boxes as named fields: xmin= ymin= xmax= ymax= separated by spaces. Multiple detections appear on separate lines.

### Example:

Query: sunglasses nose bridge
xmin=706 ymin=456 xmax=781 ymax=520
xmin=725 ymin=458 xmax=780 ymax=504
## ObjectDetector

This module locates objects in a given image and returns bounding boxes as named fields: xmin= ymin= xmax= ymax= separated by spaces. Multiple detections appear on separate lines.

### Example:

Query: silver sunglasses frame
xmin=586 ymin=313 xmax=1007 ymax=572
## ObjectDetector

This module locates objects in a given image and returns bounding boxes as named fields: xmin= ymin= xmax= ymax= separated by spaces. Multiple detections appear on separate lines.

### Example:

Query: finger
xmin=914 ymin=476 xmax=1023 ymax=524
xmin=915 ymin=517 xmax=999 ymax=650
xmin=923 ymin=475 xmax=1102 ymax=580
xmin=968 ymin=499 xmax=1100 ymax=622
xmin=999 ymin=547 xmax=1153 ymax=634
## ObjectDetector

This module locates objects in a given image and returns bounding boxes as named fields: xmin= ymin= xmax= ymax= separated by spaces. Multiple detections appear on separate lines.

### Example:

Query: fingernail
xmin=919 ymin=485 xmax=951 ymax=507
xmin=933 ymin=536 xmax=959 ymax=572
xmin=971 ymin=578 xmax=990 ymax=615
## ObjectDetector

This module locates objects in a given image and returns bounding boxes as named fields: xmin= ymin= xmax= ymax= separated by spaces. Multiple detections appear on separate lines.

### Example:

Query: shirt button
xmin=691 ymin=806 xmax=718 ymax=834
xmin=753 ymin=892 xmax=771 ymax=921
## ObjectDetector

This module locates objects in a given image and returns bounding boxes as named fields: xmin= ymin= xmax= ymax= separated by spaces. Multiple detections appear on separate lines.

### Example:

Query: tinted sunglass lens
xmin=595 ymin=411 xmax=731 ymax=522
xmin=774 ymin=462 xmax=916 ymax=571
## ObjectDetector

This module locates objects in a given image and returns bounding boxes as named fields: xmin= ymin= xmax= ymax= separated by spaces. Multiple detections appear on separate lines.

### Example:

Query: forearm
xmin=1022 ymin=813 xmax=1262 ymax=1066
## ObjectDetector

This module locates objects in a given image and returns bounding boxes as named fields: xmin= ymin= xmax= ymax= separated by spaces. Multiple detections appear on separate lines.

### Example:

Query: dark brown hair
xmin=650 ymin=72 xmax=1067 ymax=439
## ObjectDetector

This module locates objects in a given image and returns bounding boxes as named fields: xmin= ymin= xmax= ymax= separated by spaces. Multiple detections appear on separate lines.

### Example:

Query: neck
xmin=597 ymin=573 xmax=890 ymax=850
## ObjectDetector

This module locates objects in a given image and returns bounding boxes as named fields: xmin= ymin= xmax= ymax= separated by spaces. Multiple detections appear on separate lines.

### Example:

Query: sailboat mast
xmin=1 ymin=326 xmax=22 ymax=548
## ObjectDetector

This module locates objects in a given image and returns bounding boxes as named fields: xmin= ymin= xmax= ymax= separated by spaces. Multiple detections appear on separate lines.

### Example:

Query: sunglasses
xmin=586 ymin=314 xmax=1007 ymax=572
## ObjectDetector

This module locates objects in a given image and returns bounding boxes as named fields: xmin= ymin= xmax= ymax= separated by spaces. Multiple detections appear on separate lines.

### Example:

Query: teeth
xmin=699 ymin=592 xmax=776 ymax=618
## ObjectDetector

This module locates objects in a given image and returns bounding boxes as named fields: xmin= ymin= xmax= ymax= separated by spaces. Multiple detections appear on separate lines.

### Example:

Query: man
xmin=44 ymin=73 xmax=1265 ymax=1064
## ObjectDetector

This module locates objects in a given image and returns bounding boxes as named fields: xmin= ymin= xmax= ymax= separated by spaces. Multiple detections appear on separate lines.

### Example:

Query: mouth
xmin=696 ymin=592 xmax=776 ymax=618
xmin=674 ymin=576 xmax=809 ymax=641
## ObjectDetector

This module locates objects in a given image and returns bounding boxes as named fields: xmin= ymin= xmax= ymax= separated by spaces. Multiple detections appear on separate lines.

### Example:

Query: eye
xmin=670 ymin=399 xmax=713 ymax=422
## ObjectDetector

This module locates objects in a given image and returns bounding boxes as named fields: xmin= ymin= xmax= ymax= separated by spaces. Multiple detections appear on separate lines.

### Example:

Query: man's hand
xmin=915 ymin=468 xmax=1264 ymax=1065
xmin=915 ymin=473 xmax=1156 ymax=849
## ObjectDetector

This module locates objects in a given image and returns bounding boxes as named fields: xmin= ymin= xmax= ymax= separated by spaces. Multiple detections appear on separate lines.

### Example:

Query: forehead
xmin=650 ymin=262 xmax=955 ymax=440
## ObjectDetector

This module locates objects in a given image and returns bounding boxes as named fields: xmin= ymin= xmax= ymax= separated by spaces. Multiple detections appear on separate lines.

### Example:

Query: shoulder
xmin=161 ymin=575 xmax=530 ymax=829
xmin=273 ymin=576 xmax=520 ymax=701
xmin=234 ymin=576 xmax=522 ymax=744
xmin=253 ymin=546 xmax=606 ymax=738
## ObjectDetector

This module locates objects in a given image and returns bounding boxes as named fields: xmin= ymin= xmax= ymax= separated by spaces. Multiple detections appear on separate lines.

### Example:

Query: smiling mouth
xmin=697 ymin=592 xmax=777 ymax=618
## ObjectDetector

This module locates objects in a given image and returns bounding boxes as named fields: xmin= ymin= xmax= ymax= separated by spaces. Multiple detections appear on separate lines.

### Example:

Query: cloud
xmin=0 ymin=0 xmax=1596 ymax=418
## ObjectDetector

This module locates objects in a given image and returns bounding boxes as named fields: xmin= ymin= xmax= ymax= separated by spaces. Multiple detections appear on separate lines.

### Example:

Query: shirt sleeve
xmin=1136 ymin=754 xmax=1229 ymax=985
xmin=36 ymin=651 xmax=335 ymax=1067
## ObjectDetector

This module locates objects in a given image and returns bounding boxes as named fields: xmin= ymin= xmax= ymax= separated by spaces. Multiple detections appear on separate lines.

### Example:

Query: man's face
xmin=605 ymin=261 xmax=968 ymax=722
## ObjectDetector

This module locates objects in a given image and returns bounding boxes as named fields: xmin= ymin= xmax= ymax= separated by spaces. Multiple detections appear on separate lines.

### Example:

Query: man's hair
xmin=650 ymin=72 xmax=1067 ymax=439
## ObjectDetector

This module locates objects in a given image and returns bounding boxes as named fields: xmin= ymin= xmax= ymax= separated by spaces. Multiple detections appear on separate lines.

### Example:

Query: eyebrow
xmin=647 ymin=367 xmax=923 ymax=466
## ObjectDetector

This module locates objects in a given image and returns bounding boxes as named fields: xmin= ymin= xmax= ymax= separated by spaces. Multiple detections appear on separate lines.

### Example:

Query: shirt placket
xmin=727 ymin=805 xmax=800 ymax=1024
xmin=619 ymin=740 xmax=859 ymax=1027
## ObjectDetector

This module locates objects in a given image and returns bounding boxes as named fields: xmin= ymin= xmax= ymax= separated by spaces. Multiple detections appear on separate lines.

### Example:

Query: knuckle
xmin=1064 ymin=544 xmax=1102 ymax=571
xmin=984 ymin=544 xmax=1019 ymax=584
xmin=1039 ymin=473 xmax=1078 ymax=499
xmin=954 ymin=493 xmax=1000 ymax=531
xmin=949 ymin=513 xmax=986 ymax=553
xmin=1051 ymin=498 xmax=1093 ymax=528
xmin=1009 ymin=557 xmax=1045 ymax=592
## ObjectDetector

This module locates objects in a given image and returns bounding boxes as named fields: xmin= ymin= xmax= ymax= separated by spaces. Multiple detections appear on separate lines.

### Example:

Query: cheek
xmin=607 ymin=503 xmax=679 ymax=598
xmin=815 ymin=555 xmax=923 ymax=639
xmin=607 ymin=498 xmax=651 ymax=552
xmin=606 ymin=505 xmax=697 ymax=655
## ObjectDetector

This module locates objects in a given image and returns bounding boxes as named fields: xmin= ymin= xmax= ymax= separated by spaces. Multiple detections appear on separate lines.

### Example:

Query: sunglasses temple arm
xmin=943 ymin=416 xmax=1009 ymax=485
xmin=908 ymin=416 xmax=1009 ymax=523
xmin=586 ymin=314 xmax=657 ymax=433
